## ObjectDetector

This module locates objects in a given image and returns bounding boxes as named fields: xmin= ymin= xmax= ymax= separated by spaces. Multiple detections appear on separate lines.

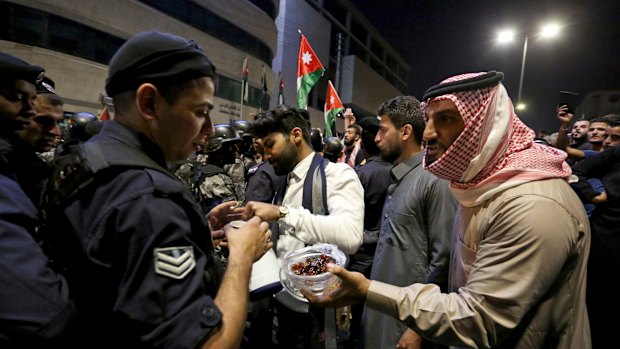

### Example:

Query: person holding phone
xmin=555 ymin=106 xmax=610 ymax=163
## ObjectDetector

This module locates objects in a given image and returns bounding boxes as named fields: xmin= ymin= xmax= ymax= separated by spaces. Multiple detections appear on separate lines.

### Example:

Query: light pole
xmin=497 ymin=23 xmax=560 ymax=111
xmin=517 ymin=36 xmax=528 ymax=110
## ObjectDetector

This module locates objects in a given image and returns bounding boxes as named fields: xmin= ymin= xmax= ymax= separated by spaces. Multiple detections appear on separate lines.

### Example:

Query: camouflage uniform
xmin=174 ymin=154 xmax=236 ymax=213
xmin=223 ymin=154 xmax=255 ymax=204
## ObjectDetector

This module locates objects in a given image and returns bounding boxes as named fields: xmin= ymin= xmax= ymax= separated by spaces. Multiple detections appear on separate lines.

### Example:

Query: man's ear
xmin=290 ymin=127 xmax=303 ymax=144
xmin=402 ymin=124 xmax=413 ymax=141
xmin=135 ymin=83 xmax=159 ymax=122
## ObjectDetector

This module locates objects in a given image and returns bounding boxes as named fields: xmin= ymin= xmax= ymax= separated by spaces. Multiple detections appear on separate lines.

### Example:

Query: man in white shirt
xmin=245 ymin=105 xmax=364 ymax=349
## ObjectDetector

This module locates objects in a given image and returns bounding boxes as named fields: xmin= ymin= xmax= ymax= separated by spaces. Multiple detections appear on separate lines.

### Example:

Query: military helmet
xmin=322 ymin=136 xmax=343 ymax=162
xmin=70 ymin=111 xmax=97 ymax=125
xmin=68 ymin=111 xmax=98 ymax=141
xmin=232 ymin=120 xmax=253 ymax=139
xmin=310 ymin=128 xmax=323 ymax=152
xmin=207 ymin=123 xmax=242 ymax=153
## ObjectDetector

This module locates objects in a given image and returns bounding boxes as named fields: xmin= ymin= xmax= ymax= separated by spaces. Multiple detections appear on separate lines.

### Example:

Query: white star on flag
xmin=330 ymin=96 xmax=335 ymax=106
xmin=302 ymin=51 xmax=313 ymax=65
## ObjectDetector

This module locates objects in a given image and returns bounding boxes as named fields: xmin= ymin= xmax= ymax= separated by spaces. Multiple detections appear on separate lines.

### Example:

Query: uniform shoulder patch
xmin=247 ymin=163 xmax=261 ymax=175
xmin=154 ymin=246 xmax=196 ymax=279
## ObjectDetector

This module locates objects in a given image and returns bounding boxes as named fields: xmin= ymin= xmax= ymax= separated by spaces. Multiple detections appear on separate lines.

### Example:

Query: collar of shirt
xmin=390 ymin=151 xmax=423 ymax=182
xmin=288 ymin=151 xmax=315 ymax=184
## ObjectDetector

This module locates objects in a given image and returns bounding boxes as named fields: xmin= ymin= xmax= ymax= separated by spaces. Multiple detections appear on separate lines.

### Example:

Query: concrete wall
xmin=340 ymin=55 xmax=403 ymax=113
xmin=578 ymin=90 xmax=620 ymax=119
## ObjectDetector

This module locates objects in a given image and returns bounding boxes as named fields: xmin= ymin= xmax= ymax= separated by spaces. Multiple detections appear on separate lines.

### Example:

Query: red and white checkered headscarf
xmin=422 ymin=72 xmax=571 ymax=207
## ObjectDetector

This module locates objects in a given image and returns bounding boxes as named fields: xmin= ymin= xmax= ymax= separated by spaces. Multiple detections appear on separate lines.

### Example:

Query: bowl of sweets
xmin=280 ymin=243 xmax=347 ymax=300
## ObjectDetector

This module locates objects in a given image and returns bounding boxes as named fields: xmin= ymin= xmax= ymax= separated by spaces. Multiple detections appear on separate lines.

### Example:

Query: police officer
xmin=225 ymin=120 xmax=255 ymax=203
xmin=232 ymin=119 xmax=258 ymax=166
xmin=310 ymin=127 xmax=324 ymax=153
xmin=177 ymin=123 xmax=240 ymax=214
xmin=0 ymin=52 xmax=75 ymax=347
xmin=44 ymin=31 xmax=272 ymax=348
xmin=66 ymin=111 xmax=98 ymax=142
xmin=322 ymin=136 xmax=344 ymax=163
xmin=12 ymin=76 xmax=63 ymax=208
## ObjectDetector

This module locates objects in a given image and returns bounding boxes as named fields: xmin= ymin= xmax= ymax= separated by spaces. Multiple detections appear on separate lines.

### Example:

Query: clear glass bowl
xmin=280 ymin=243 xmax=347 ymax=299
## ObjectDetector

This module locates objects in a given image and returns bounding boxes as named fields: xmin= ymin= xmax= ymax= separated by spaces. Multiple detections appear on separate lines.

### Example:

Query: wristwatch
xmin=278 ymin=206 xmax=289 ymax=219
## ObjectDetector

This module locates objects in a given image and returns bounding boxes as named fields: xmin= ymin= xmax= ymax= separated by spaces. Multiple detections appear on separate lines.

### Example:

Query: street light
xmin=497 ymin=23 xmax=561 ymax=111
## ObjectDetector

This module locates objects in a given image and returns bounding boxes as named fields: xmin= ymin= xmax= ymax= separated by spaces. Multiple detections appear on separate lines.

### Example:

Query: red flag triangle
xmin=297 ymin=34 xmax=325 ymax=79
xmin=99 ymin=106 xmax=110 ymax=121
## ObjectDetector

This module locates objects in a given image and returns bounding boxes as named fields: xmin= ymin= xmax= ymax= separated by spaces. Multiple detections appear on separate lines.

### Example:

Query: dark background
xmin=354 ymin=0 xmax=620 ymax=133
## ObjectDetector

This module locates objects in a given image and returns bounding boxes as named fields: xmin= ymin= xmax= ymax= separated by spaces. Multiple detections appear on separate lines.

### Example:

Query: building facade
xmin=274 ymin=0 xmax=410 ymax=130
xmin=1 ymin=0 xmax=278 ymax=123
xmin=1 ymin=0 xmax=408 ymax=132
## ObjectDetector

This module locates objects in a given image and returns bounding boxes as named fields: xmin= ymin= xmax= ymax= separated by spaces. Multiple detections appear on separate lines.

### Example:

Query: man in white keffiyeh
xmin=303 ymin=71 xmax=592 ymax=349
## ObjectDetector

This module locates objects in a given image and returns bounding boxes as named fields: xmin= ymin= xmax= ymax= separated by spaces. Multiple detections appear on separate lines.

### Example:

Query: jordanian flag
xmin=297 ymin=34 xmax=325 ymax=109
xmin=324 ymin=80 xmax=343 ymax=137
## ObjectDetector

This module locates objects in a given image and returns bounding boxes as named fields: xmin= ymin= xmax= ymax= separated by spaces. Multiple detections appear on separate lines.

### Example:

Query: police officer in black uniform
xmin=0 ymin=52 xmax=75 ymax=347
xmin=44 ymin=31 xmax=272 ymax=349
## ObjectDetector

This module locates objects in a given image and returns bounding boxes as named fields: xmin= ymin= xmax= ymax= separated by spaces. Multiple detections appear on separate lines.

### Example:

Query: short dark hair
xmin=361 ymin=129 xmax=380 ymax=155
xmin=376 ymin=96 xmax=424 ymax=145
xmin=590 ymin=116 xmax=611 ymax=126
xmin=251 ymin=105 xmax=311 ymax=144
xmin=347 ymin=124 xmax=362 ymax=135
xmin=37 ymin=93 xmax=64 ymax=107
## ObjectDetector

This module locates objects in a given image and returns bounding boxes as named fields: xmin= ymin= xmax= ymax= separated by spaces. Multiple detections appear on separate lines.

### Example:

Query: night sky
xmin=354 ymin=0 xmax=620 ymax=133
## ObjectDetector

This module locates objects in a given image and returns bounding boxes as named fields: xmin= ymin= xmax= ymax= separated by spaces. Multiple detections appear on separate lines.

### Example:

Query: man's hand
xmin=592 ymin=191 xmax=607 ymax=204
xmin=207 ymin=200 xmax=244 ymax=231
xmin=556 ymin=104 xmax=574 ymax=125
xmin=343 ymin=107 xmax=356 ymax=126
xmin=225 ymin=216 xmax=272 ymax=263
xmin=244 ymin=201 xmax=280 ymax=222
xmin=397 ymin=328 xmax=422 ymax=349
xmin=301 ymin=263 xmax=371 ymax=308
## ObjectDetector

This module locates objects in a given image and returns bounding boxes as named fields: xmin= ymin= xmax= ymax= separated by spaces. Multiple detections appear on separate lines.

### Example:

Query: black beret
xmin=357 ymin=116 xmax=380 ymax=135
xmin=105 ymin=31 xmax=216 ymax=96
xmin=36 ymin=76 xmax=56 ymax=94
xmin=0 ymin=52 xmax=44 ymax=84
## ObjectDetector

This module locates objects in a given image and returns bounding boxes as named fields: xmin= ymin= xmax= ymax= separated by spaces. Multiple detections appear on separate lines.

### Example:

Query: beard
xmin=423 ymin=140 xmax=444 ymax=166
xmin=572 ymin=133 xmax=586 ymax=141
xmin=344 ymin=138 xmax=354 ymax=147
xmin=270 ymin=141 xmax=298 ymax=176
xmin=379 ymin=142 xmax=399 ymax=164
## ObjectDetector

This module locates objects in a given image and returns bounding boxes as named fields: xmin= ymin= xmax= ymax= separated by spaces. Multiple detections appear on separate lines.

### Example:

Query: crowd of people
xmin=2 ymin=29 xmax=617 ymax=349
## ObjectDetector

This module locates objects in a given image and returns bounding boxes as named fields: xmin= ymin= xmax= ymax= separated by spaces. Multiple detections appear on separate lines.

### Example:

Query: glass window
xmin=138 ymin=0 xmax=273 ymax=63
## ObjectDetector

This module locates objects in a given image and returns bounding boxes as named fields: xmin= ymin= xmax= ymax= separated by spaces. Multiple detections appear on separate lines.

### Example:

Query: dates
xmin=291 ymin=253 xmax=336 ymax=276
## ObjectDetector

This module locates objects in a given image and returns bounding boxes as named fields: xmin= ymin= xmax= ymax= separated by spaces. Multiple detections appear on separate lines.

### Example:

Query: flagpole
xmin=240 ymin=82 xmax=244 ymax=120
xmin=240 ymin=57 xmax=246 ymax=120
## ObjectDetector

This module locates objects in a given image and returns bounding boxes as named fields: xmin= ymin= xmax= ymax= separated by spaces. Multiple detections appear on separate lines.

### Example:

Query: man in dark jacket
xmin=0 ymin=51 xmax=75 ymax=347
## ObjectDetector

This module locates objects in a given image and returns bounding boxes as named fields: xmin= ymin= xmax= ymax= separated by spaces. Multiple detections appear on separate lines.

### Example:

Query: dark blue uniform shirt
xmin=1 ymin=136 xmax=75 ymax=347
xmin=244 ymin=160 xmax=286 ymax=204
xmin=49 ymin=122 xmax=223 ymax=348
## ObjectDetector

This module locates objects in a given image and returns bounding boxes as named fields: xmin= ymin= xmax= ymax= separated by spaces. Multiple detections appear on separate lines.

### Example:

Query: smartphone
xmin=559 ymin=91 xmax=579 ymax=114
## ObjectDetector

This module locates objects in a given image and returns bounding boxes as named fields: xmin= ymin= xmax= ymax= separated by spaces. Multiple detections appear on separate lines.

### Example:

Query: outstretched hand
xmin=301 ymin=263 xmax=371 ymax=308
